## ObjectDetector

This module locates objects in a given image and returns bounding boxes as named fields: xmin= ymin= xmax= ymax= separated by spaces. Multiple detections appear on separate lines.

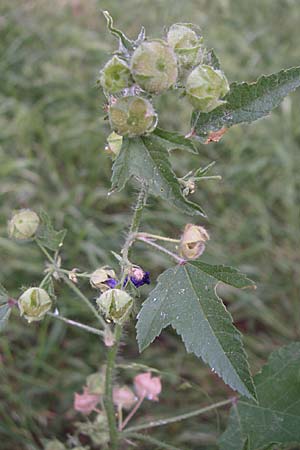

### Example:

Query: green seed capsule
xmin=186 ymin=64 xmax=230 ymax=112
xmin=130 ymin=40 xmax=178 ymax=94
xmin=18 ymin=287 xmax=52 ymax=323
xmin=100 ymin=56 xmax=132 ymax=94
xmin=8 ymin=209 xmax=40 ymax=241
xmin=96 ymin=289 xmax=133 ymax=324
xmin=167 ymin=23 xmax=203 ymax=69
xmin=108 ymin=96 xmax=157 ymax=137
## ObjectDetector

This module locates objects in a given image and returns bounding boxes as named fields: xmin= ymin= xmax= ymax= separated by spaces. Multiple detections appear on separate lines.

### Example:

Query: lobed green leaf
xmin=136 ymin=261 xmax=256 ymax=399
xmin=111 ymin=135 xmax=205 ymax=216
xmin=36 ymin=210 xmax=67 ymax=252
xmin=219 ymin=342 xmax=300 ymax=450
xmin=191 ymin=66 xmax=300 ymax=141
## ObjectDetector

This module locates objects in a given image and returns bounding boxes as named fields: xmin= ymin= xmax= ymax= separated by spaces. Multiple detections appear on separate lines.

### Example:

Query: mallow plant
xmin=2 ymin=12 xmax=300 ymax=450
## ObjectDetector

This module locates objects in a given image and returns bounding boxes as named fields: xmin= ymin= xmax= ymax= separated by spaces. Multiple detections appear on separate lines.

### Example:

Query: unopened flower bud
xmin=108 ymin=96 xmax=157 ymax=137
xmin=167 ymin=23 xmax=203 ymax=69
xmin=105 ymin=132 xmax=123 ymax=160
xmin=100 ymin=56 xmax=132 ymax=94
xmin=96 ymin=289 xmax=133 ymax=324
xmin=179 ymin=224 xmax=210 ymax=260
xmin=74 ymin=387 xmax=100 ymax=415
xmin=186 ymin=65 xmax=229 ymax=112
xmin=113 ymin=386 xmax=137 ymax=410
xmin=134 ymin=372 xmax=162 ymax=401
xmin=126 ymin=266 xmax=150 ymax=288
xmin=90 ymin=267 xmax=118 ymax=291
xmin=18 ymin=287 xmax=52 ymax=323
xmin=131 ymin=40 xmax=178 ymax=94
xmin=8 ymin=209 xmax=40 ymax=241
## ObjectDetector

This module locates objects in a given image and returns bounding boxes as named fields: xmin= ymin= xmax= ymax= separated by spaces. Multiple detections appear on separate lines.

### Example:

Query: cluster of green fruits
xmin=99 ymin=23 xmax=230 ymax=138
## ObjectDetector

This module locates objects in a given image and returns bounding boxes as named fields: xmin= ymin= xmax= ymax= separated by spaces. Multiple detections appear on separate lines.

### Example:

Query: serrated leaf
xmin=153 ymin=128 xmax=198 ymax=154
xmin=36 ymin=210 xmax=67 ymax=252
xmin=219 ymin=342 xmax=300 ymax=450
xmin=111 ymin=136 xmax=205 ymax=216
xmin=192 ymin=66 xmax=300 ymax=141
xmin=191 ymin=261 xmax=255 ymax=289
xmin=136 ymin=261 xmax=256 ymax=399
xmin=0 ymin=303 xmax=11 ymax=332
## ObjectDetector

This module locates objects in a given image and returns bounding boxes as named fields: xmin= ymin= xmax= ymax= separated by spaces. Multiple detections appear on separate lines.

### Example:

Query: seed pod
xmin=108 ymin=96 xmax=157 ymax=137
xmin=100 ymin=56 xmax=132 ymax=94
xmin=90 ymin=267 xmax=117 ymax=291
xmin=18 ymin=287 xmax=52 ymax=323
xmin=96 ymin=288 xmax=133 ymax=324
xmin=186 ymin=64 xmax=230 ymax=112
xmin=179 ymin=224 xmax=210 ymax=260
xmin=130 ymin=40 xmax=178 ymax=94
xmin=8 ymin=209 xmax=40 ymax=241
xmin=167 ymin=23 xmax=203 ymax=69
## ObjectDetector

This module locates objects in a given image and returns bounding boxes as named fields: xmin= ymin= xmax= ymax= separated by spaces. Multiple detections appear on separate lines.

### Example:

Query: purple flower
xmin=125 ymin=267 xmax=150 ymax=288
xmin=105 ymin=278 xmax=118 ymax=289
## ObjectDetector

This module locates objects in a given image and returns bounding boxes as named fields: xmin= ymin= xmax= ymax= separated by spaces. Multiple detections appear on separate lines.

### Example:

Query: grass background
xmin=1 ymin=0 xmax=300 ymax=448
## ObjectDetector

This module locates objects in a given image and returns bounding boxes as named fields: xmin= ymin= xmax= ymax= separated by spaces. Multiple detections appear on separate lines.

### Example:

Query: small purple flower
xmin=105 ymin=278 xmax=118 ymax=289
xmin=125 ymin=267 xmax=150 ymax=288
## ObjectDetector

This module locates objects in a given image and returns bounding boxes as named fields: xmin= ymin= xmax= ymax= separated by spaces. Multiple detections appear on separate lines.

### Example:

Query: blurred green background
xmin=1 ymin=0 xmax=300 ymax=449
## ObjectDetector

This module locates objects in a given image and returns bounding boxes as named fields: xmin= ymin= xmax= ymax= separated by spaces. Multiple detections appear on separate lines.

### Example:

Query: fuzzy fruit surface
xmin=130 ymin=40 xmax=178 ymax=94
xmin=186 ymin=64 xmax=229 ymax=112
xmin=108 ymin=96 xmax=157 ymax=137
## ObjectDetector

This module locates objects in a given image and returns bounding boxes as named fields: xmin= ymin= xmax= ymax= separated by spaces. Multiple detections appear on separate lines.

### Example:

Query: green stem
xmin=47 ymin=312 xmax=104 ymax=336
xmin=35 ymin=240 xmax=106 ymax=328
xmin=104 ymin=323 xmax=122 ymax=449
xmin=105 ymin=185 xmax=149 ymax=449
xmin=123 ymin=398 xmax=233 ymax=434
xmin=137 ymin=232 xmax=180 ymax=243
xmin=125 ymin=432 xmax=185 ymax=450
xmin=137 ymin=236 xmax=185 ymax=264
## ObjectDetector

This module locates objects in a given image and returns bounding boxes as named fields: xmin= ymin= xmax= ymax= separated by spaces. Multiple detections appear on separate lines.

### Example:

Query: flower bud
xmin=167 ymin=23 xmax=203 ymax=68
xmin=18 ymin=287 xmax=52 ymax=323
xmin=96 ymin=289 xmax=133 ymax=324
xmin=8 ymin=209 xmax=40 ymax=241
xmin=90 ymin=267 xmax=118 ymax=291
xmin=126 ymin=266 xmax=150 ymax=288
xmin=74 ymin=387 xmax=101 ymax=415
xmin=134 ymin=372 xmax=162 ymax=401
xmin=186 ymin=65 xmax=230 ymax=112
xmin=100 ymin=56 xmax=132 ymax=94
xmin=113 ymin=385 xmax=137 ymax=410
xmin=130 ymin=40 xmax=178 ymax=94
xmin=105 ymin=132 xmax=123 ymax=160
xmin=108 ymin=96 xmax=157 ymax=137
xmin=179 ymin=224 xmax=210 ymax=260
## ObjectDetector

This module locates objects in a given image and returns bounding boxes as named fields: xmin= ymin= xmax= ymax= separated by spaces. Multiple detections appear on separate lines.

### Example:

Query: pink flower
xmin=74 ymin=387 xmax=101 ymax=414
xmin=113 ymin=386 xmax=137 ymax=410
xmin=134 ymin=372 xmax=162 ymax=401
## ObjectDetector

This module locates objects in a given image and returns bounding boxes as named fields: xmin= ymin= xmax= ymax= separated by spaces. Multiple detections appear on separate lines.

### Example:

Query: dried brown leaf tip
xmin=205 ymin=127 xmax=227 ymax=144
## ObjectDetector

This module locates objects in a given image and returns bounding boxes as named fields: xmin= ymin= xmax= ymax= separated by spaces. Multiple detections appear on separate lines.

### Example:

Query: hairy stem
xmin=105 ymin=185 xmax=148 ymax=449
xmin=137 ymin=236 xmax=185 ymax=264
xmin=123 ymin=398 xmax=234 ymax=433
xmin=47 ymin=312 xmax=104 ymax=336
xmin=125 ymin=432 xmax=184 ymax=450
xmin=105 ymin=323 xmax=122 ymax=449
